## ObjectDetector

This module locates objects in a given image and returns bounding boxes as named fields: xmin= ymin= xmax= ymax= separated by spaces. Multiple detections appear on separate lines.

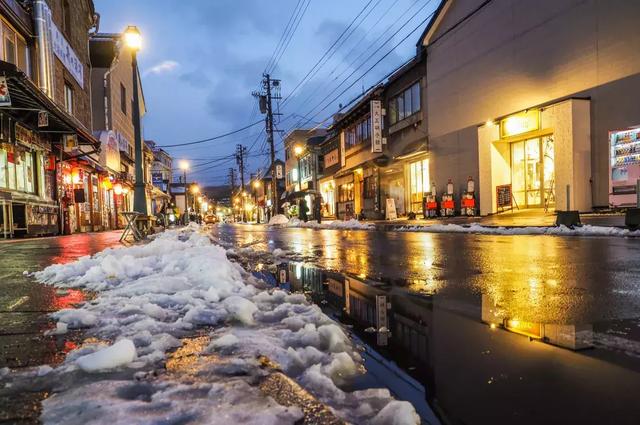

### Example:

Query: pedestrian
xmin=314 ymin=197 xmax=322 ymax=224
xmin=299 ymin=198 xmax=309 ymax=222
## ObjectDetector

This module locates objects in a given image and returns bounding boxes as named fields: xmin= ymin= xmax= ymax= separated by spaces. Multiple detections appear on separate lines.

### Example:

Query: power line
xmin=264 ymin=0 xmax=306 ymax=74
xmin=290 ymin=1 xmax=437 ymax=129
xmin=158 ymin=119 xmax=264 ymax=148
xmin=268 ymin=0 xmax=312 ymax=74
xmin=282 ymin=0 xmax=376 ymax=106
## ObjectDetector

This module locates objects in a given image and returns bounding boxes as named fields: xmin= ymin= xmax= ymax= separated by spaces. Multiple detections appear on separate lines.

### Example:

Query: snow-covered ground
xmin=4 ymin=225 xmax=418 ymax=424
xmin=268 ymin=214 xmax=640 ymax=237
xmin=395 ymin=223 xmax=640 ymax=237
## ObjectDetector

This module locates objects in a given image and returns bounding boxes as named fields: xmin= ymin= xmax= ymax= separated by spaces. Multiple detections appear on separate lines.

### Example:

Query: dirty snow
xmin=24 ymin=226 xmax=417 ymax=424
xmin=271 ymin=217 xmax=376 ymax=230
xmin=268 ymin=214 xmax=290 ymax=225
xmin=397 ymin=222 xmax=640 ymax=237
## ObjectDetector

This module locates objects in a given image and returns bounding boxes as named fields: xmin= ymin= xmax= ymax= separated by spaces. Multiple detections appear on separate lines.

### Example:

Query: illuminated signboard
xmin=500 ymin=109 xmax=540 ymax=138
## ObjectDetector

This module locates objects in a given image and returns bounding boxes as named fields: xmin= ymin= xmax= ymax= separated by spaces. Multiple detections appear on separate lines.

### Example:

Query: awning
xmin=150 ymin=186 xmax=171 ymax=200
xmin=0 ymin=61 xmax=100 ymax=153
xmin=395 ymin=140 xmax=428 ymax=161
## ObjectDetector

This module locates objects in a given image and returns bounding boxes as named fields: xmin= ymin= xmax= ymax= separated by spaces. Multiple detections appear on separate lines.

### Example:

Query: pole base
xmin=625 ymin=208 xmax=640 ymax=230
xmin=556 ymin=210 xmax=581 ymax=228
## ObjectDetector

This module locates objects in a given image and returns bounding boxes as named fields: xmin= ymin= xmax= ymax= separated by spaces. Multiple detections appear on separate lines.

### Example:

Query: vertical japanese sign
xmin=370 ymin=100 xmax=382 ymax=153
xmin=340 ymin=131 xmax=346 ymax=167
xmin=376 ymin=295 xmax=389 ymax=346
xmin=0 ymin=77 xmax=11 ymax=106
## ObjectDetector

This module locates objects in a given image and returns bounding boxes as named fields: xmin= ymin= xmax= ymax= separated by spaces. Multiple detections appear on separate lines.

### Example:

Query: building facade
xmin=90 ymin=31 xmax=147 ymax=227
xmin=420 ymin=0 xmax=640 ymax=215
xmin=0 ymin=0 xmax=103 ymax=237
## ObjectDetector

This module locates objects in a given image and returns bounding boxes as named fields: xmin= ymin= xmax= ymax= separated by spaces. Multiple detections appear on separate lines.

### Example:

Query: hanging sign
xmin=276 ymin=163 xmax=283 ymax=179
xmin=38 ymin=111 xmax=49 ymax=127
xmin=370 ymin=100 xmax=383 ymax=153
xmin=63 ymin=134 xmax=78 ymax=152
xmin=0 ymin=77 xmax=10 ymax=106
xmin=44 ymin=2 xmax=84 ymax=88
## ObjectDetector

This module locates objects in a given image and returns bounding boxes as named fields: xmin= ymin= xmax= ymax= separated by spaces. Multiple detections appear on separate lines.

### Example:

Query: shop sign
xmin=15 ymin=123 xmax=36 ymax=145
xmin=500 ymin=109 xmax=540 ymax=138
xmin=38 ymin=111 xmax=49 ymax=127
xmin=376 ymin=295 xmax=389 ymax=346
xmin=385 ymin=198 xmax=397 ymax=220
xmin=324 ymin=148 xmax=339 ymax=168
xmin=44 ymin=2 xmax=84 ymax=88
xmin=152 ymin=172 xmax=163 ymax=185
xmin=0 ymin=77 xmax=11 ymax=106
xmin=370 ymin=100 xmax=383 ymax=153
xmin=98 ymin=131 xmax=121 ymax=171
xmin=63 ymin=134 xmax=78 ymax=152
xmin=276 ymin=163 xmax=283 ymax=179
xmin=340 ymin=132 xmax=346 ymax=167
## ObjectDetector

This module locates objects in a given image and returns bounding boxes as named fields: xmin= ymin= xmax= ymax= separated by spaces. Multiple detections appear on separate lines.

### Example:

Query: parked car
xmin=203 ymin=214 xmax=218 ymax=224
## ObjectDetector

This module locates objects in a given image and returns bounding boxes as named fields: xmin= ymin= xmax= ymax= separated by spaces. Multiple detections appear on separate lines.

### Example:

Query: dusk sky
xmin=94 ymin=0 xmax=438 ymax=186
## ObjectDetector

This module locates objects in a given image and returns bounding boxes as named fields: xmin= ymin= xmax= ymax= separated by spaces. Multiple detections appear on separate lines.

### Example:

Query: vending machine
xmin=609 ymin=127 xmax=640 ymax=207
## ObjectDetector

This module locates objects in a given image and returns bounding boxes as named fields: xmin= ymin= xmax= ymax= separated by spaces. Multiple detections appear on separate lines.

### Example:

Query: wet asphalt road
xmin=211 ymin=223 xmax=640 ymax=425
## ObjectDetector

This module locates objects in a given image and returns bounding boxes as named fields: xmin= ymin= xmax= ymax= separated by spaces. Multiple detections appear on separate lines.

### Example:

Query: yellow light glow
xmin=191 ymin=185 xmax=200 ymax=194
xmin=485 ymin=119 xmax=494 ymax=127
xmin=113 ymin=183 xmax=123 ymax=195
xmin=198 ymin=196 xmax=203 ymax=203
xmin=253 ymin=180 xmax=261 ymax=188
xmin=179 ymin=160 xmax=189 ymax=170
xmin=490 ymin=323 xmax=497 ymax=329
xmin=123 ymin=26 xmax=142 ymax=51
xmin=294 ymin=145 xmax=304 ymax=156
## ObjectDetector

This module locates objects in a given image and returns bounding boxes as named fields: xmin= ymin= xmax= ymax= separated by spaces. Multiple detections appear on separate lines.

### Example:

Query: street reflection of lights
xmin=490 ymin=323 xmax=497 ymax=329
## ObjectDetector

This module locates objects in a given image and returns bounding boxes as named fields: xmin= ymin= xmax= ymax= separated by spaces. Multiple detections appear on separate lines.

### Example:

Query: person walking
xmin=299 ymin=198 xmax=309 ymax=222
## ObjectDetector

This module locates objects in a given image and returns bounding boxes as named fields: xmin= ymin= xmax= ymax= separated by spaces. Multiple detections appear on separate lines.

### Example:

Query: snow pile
xmin=32 ymin=226 xmax=417 ymax=424
xmin=285 ymin=217 xmax=376 ymax=230
xmin=397 ymin=223 xmax=640 ymax=237
xmin=268 ymin=214 xmax=290 ymax=225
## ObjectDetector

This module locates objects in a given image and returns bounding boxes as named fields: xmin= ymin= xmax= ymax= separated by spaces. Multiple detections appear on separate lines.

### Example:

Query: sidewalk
xmin=374 ymin=209 xmax=626 ymax=230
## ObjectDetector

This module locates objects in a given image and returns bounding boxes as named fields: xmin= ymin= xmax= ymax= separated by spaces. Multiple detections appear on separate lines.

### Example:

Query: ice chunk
xmin=223 ymin=296 xmax=257 ymax=325
xmin=76 ymin=339 xmax=137 ymax=372
xmin=372 ymin=400 xmax=420 ymax=425
xmin=53 ymin=309 xmax=97 ymax=328
xmin=45 ymin=321 xmax=68 ymax=336
xmin=37 ymin=365 xmax=53 ymax=376
xmin=318 ymin=324 xmax=349 ymax=352
xmin=268 ymin=214 xmax=289 ymax=225
xmin=209 ymin=333 xmax=239 ymax=350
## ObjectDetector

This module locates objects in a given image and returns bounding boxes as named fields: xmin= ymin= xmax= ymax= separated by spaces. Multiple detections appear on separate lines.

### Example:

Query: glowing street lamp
xmin=124 ymin=25 xmax=147 ymax=215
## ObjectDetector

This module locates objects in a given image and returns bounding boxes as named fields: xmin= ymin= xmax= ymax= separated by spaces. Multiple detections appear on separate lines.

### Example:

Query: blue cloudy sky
xmin=94 ymin=0 xmax=438 ymax=186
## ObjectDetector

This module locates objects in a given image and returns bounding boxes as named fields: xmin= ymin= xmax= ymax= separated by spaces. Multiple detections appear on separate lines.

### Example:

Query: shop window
xmin=3 ymin=23 xmax=16 ymax=64
xmin=16 ymin=37 xmax=27 ymax=74
xmin=339 ymin=183 xmax=354 ymax=203
xmin=120 ymin=83 xmax=127 ymax=115
xmin=389 ymin=82 xmax=421 ymax=125
xmin=363 ymin=175 xmax=377 ymax=199
xmin=0 ymin=149 xmax=7 ymax=188
xmin=345 ymin=115 xmax=371 ymax=150
xmin=409 ymin=159 xmax=429 ymax=211
xmin=15 ymin=153 xmax=25 ymax=191
xmin=64 ymin=83 xmax=73 ymax=115
xmin=24 ymin=151 xmax=34 ymax=193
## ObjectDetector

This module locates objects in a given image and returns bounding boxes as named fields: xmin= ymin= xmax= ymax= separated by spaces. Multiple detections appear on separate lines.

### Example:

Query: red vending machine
xmin=609 ymin=127 xmax=640 ymax=207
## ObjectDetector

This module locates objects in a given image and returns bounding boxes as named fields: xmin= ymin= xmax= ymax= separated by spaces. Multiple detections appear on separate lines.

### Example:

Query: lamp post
xmin=191 ymin=184 xmax=200 ymax=221
xmin=253 ymin=180 xmax=260 ymax=221
xmin=179 ymin=161 xmax=189 ymax=224
xmin=124 ymin=26 xmax=147 ymax=216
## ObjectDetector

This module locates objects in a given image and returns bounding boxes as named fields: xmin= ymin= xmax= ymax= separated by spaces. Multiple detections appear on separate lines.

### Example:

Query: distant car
xmin=203 ymin=214 xmax=218 ymax=224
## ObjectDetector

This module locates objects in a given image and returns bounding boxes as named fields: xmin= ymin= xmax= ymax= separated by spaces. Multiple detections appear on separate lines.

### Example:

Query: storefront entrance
xmin=510 ymin=136 xmax=555 ymax=208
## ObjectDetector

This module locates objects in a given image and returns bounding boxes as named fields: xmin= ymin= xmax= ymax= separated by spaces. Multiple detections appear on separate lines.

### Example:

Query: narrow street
xmin=212 ymin=224 xmax=640 ymax=424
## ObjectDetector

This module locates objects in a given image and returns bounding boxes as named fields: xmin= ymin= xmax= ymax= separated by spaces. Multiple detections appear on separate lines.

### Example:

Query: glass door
xmin=525 ymin=138 xmax=542 ymax=206
xmin=511 ymin=137 xmax=554 ymax=208
xmin=511 ymin=141 xmax=526 ymax=207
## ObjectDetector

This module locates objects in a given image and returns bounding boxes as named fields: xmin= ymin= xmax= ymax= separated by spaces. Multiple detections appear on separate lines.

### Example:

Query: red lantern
xmin=113 ymin=183 xmax=123 ymax=195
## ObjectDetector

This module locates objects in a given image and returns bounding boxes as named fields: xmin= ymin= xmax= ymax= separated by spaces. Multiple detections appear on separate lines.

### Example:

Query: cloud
xmin=144 ymin=60 xmax=180 ymax=76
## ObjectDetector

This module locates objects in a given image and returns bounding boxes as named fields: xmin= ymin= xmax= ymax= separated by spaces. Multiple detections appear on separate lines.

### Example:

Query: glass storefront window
xmin=24 ymin=151 xmax=34 ymax=193
xmin=0 ymin=149 xmax=6 ymax=188
xmin=409 ymin=159 xmax=429 ymax=212
xmin=15 ymin=154 xmax=25 ymax=191
xmin=339 ymin=183 xmax=354 ymax=203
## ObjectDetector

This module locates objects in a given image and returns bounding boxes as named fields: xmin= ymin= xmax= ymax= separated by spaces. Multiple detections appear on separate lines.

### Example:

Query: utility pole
xmin=236 ymin=144 xmax=247 ymax=221
xmin=254 ymin=74 xmax=281 ymax=218
xmin=228 ymin=167 xmax=236 ymax=221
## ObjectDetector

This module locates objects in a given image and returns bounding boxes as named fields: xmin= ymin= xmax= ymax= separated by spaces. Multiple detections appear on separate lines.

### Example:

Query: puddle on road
xmin=228 ymin=246 xmax=640 ymax=425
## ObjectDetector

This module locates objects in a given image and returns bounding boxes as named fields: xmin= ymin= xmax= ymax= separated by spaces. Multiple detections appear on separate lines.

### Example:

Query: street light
xmin=124 ymin=25 xmax=147 ymax=216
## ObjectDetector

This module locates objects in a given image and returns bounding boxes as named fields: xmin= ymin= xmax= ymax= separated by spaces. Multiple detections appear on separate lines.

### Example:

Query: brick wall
xmin=47 ymin=0 xmax=95 ymax=130
xmin=107 ymin=45 xmax=135 ymax=146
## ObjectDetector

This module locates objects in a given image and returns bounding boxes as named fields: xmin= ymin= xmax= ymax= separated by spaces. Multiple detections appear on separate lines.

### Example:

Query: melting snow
xmin=25 ymin=226 xmax=417 ymax=424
